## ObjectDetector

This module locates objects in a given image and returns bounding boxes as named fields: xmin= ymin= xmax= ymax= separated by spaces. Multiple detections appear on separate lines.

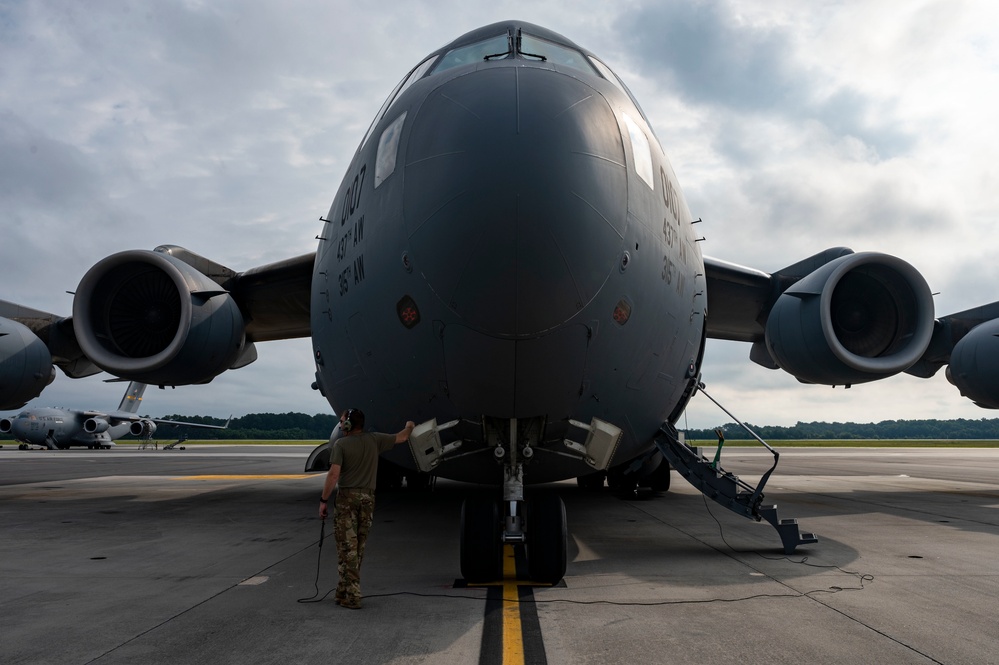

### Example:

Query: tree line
xmin=6 ymin=411 xmax=998 ymax=441
xmin=138 ymin=414 xmax=999 ymax=441
xmin=680 ymin=417 xmax=999 ymax=440
xmin=150 ymin=412 xmax=339 ymax=440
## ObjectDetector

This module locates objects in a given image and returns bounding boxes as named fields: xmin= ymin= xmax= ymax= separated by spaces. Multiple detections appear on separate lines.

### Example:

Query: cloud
xmin=619 ymin=2 xmax=799 ymax=111
xmin=0 ymin=112 xmax=136 ymax=306
xmin=616 ymin=1 xmax=914 ymax=160
xmin=0 ymin=112 xmax=106 ymax=212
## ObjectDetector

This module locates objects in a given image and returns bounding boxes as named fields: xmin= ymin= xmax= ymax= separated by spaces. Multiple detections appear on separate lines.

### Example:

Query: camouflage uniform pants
xmin=333 ymin=488 xmax=375 ymax=603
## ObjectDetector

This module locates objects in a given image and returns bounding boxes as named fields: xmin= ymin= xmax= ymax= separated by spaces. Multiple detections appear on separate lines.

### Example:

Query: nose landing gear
xmin=458 ymin=417 xmax=567 ymax=584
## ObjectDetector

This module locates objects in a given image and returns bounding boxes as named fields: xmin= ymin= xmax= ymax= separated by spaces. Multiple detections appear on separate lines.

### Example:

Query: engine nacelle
xmin=765 ymin=252 xmax=935 ymax=385
xmin=946 ymin=319 xmax=999 ymax=408
xmin=0 ymin=317 xmax=56 ymax=410
xmin=129 ymin=420 xmax=158 ymax=438
xmin=84 ymin=417 xmax=111 ymax=434
xmin=0 ymin=418 xmax=13 ymax=434
xmin=72 ymin=250 xmax=247 ymax=385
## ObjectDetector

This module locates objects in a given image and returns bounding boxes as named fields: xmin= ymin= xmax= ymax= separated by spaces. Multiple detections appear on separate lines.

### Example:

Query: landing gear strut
xmin=457 ymin=417 xmax=567 ymax=584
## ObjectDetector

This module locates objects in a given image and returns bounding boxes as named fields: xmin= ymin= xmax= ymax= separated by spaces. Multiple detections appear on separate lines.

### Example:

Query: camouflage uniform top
xmin=330 ymin=432 xmax=397 ymax=490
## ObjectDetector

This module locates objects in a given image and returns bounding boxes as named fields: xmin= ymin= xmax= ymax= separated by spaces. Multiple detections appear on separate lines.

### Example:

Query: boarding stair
xmin=654 ymin=389 xmax=817 ymax=554
xmin=163 ymin=435 xmax=188 ymax=450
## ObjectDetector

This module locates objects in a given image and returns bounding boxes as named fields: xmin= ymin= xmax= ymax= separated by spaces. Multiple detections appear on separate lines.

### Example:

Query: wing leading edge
xmin=704 ymin=247 xmax=999 ymax=406
xmin=0 ymin=246 xmax=315 ymax=410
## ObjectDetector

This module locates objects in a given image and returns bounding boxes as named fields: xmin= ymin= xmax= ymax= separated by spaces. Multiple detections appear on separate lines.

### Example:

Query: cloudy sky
xmin=2 ymin=0 xmax=997 ymax=429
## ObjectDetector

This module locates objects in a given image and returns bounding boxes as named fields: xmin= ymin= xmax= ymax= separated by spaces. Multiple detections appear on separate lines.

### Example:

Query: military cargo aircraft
xmin=2 ymin=21 xmax=998 ymax=583
xmin=1 ymin=380 xmax=228 ymax=450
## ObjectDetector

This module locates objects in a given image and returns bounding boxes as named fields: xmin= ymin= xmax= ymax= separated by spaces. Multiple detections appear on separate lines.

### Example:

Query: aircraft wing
xmin=153 ymin=246 xmax=314 ymax=343
xmin=73 ymin=408 xmax=230 ymax=430
xmin=704 ymin=247 xmax=855 ymax=344
xmin=1 ymin=247 xmax=314 ymax=410
xmin=704 ymin=248 xmax=999 ymax=407
xmin=119 ymin=415 xmax=231 ymax=430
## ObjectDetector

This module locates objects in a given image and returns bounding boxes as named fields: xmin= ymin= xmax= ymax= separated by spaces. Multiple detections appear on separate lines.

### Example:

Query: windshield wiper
xmin=516 ymin=29 xmax=547 ymax=62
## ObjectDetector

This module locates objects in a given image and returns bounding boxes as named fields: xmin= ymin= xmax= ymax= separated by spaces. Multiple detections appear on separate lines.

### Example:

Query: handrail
xmin=694 ymin=383 xmax=779 ymax=511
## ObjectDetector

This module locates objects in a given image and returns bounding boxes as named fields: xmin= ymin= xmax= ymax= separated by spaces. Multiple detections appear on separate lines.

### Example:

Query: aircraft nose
xmin=404 ymin=66 xmax=628 ymax=337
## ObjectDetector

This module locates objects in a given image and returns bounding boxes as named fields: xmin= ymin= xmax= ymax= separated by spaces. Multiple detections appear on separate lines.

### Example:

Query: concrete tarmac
xmin=2 ymin=444 xmax=998 ymax=664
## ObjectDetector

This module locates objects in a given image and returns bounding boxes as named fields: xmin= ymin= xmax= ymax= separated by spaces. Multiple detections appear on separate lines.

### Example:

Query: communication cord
xmin=297 ymin=517 xmax=336 ymax=604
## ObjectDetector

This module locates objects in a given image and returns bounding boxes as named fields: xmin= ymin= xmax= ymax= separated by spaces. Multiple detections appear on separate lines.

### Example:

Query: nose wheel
xmin=459 ymin=492 xmax=567 ymax=584
xmin=526 ymin=492 xmax=567 ymax=584
xmin=460 ymin=495 xmax=503 ymax=583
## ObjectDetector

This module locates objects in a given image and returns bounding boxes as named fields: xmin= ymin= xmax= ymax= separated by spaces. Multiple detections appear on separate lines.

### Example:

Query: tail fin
xmin=117 ymin=382 xmax=147 ymax=413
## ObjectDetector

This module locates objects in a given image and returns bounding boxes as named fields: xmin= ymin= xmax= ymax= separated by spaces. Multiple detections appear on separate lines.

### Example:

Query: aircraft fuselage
xmin=310 ymin=22 xmax=706 ymax=483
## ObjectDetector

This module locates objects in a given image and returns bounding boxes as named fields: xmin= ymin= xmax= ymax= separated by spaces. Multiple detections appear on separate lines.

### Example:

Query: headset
xmin=341 ymin=408 xmax=363 ymax=432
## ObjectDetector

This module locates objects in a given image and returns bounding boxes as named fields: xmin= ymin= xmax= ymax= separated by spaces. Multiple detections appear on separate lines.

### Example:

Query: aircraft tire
xmin=647 ymin=460 xmax=671 ymax=492
xmin=460 ymin=496 xmax=502 ymax=583
xmin=404 ymin=472 xmax=433 ymax=491
xmin=376 ymin=460 xmax=404 ymax=490
xmin=527 ymin=492 xmax=567 ymax=584
xmin=607 ymin=467 xmax=638 ymax=496
xmin=576 ymin=472 xmax=605 ymax=491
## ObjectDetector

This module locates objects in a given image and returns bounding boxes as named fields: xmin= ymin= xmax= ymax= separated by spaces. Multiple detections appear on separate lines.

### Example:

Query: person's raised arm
xmin=394 ymin=421 xmax=416 ymax=444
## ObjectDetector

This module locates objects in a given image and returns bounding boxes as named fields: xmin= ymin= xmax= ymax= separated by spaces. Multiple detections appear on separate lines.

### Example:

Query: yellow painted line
xmin=173 ymin=474 xmax=313 ymax=480
xmin=501 ymin=545 xmax=524 ymax=665
xmin=466 ymin=544 xmax=550 ymax=664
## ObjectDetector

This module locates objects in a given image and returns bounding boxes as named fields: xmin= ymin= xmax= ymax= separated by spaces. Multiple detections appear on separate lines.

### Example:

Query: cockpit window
xmin=433 ymin=34 xmax=512 ymax=74
xmin=361 ymin=55 xmax=438 ymax=149
xmin=589 ymin=56 xmax=656 ymax=134
xmin=519 ymin=33 xmax=596 ymax=75
xmin=589 ymin=58 xmax=631 ymax=100
xmin=394 ymin=56 xmax=438 ymax=107
xmin=429 ymin=30 xmax=597 ymax=78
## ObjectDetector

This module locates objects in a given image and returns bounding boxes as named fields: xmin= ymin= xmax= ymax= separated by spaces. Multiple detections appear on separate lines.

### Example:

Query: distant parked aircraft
xmin=1 ymin=381 xmax=227 ymax=449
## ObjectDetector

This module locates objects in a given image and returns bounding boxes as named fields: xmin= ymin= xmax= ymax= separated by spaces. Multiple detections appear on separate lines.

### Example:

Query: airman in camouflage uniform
xmin=319 ymin=409 xmax=415 ymax=609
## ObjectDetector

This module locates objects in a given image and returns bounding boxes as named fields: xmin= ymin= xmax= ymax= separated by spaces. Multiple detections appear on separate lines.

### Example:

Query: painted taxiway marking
xmin=173 ymin=474 xmax=313 ymax=480
xmin=471 ymin=545 xmax=548 ymax=665
xmin=238 ymin=576 xmax=269 ymax=586
xmin=501 ymin=546 xmax=525 ymax=664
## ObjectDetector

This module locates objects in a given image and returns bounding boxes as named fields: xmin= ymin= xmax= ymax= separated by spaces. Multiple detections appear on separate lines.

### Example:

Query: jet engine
xmin=129 ymin=420 xmax=158 ymax=438
xmin=0 ymin=317 xmax=56 ymax=410
xmin=764 ymin=252 xmax=935 ymax=385
xmin=0 ymin=418 xmax=13 ymax=434
xmin=72 ymin=250 xmax=247 ymax=386
xmin=946 ymin=318 xmax=999 ymax=408
xmin=84 ymin=417 xmax=111 ymax=434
